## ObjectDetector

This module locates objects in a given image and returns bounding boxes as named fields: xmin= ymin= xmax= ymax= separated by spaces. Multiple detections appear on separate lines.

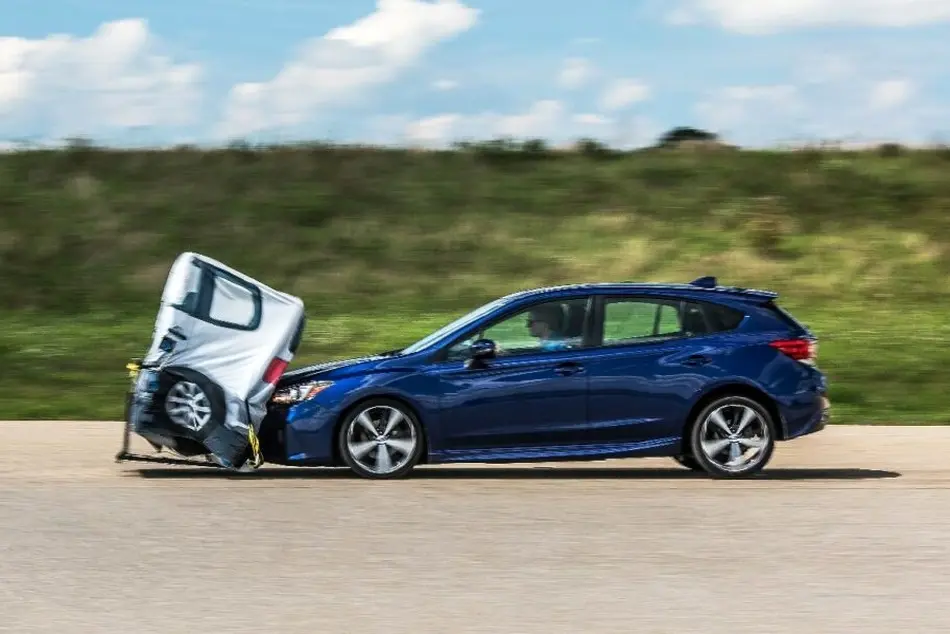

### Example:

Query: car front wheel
xmin=338 ymin=399 xmax=424 ymax=479
xmin=688 ymin=395 xmax=776 ymax=478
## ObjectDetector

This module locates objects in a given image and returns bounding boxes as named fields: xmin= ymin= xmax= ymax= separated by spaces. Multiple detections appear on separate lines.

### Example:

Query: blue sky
xmin=3 ymin=0 xmax=950 ymax=148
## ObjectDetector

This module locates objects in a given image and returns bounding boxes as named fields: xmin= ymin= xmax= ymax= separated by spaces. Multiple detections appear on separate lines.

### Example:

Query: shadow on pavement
xmin=125 ymin=465 xmax=902 ymax=481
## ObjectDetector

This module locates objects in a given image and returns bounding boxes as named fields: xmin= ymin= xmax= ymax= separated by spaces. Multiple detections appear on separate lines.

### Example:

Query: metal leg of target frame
xmin=114 ymin=391 xmax=135 ymax=463
xmin=114 ymin=392 xmax=224 ymax=469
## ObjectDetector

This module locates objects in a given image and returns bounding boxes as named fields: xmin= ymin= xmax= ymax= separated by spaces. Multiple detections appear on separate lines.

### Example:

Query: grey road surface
xmin=2 ymin=421 xmax=950 ymax=634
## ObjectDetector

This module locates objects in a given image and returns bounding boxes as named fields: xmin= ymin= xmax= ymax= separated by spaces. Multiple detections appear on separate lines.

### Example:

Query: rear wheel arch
xmin=153 ymin=365 xmax=229 ymax=456
xmin=159 ymin=366 xmax=227 ymax=423
xmin=331 ymin=393 xmax=430 ymax=466
xmin=680 ymin=382 xmax=785 ymax=454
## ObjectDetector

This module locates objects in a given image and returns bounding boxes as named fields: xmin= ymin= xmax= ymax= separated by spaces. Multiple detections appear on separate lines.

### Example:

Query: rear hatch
xmin=687 ymin=278 xmax=818 ymax=366
xmin=760 ymin=299 xmax=819 ymax=367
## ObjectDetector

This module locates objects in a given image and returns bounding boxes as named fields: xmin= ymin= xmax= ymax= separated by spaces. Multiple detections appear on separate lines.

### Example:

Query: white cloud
xmin=573 ymin=113 xmax=611 ymax=126
xmin=695 ymin=84 xmax=803 ymax=144
xmin=869 ymin=78 xmax=914 ymax=110
xmin=599 ymin=78 xmax=651 ymax=111
xmin=794 ymin=53 xmax=854 ymax=85
xmin=670 ymin=0 xmax=950 ymax=33
xmin=217 ymin=0 xmax=479 ymax=139
xmin=401 ymin=101 xmax=567 ymax=147
xmin=406 ymin=100 xmax=567 ymax=145
xmin=693 ymin=71 xmax=949 ymax=147
xmin=405 ymin=113 xmax=460 ymax=144
xmin=490 ymin=99 xmax=566 ymax=138
xmin=399 ymin=101 xmax=659 ymax=148
xmin=431 ymin=78 xmax=458 ymax=90
xmin=558 ymin=57 xmax=594 ymax=89
xmin=0 ymin=18 xmax=201 ymax=139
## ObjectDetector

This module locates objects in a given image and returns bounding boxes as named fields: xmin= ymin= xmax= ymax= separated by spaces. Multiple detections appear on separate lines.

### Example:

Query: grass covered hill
xmin=2 ymin=139 xmax=949 ymax=423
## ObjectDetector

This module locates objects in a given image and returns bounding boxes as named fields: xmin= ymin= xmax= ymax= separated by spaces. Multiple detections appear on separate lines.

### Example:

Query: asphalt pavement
xmin=2 ymin=421 xmax=949 ymax=634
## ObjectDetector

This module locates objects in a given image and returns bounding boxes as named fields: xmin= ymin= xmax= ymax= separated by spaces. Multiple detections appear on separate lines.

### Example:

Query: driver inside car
xmin=527 ymin=304 xmax=570 ymax=351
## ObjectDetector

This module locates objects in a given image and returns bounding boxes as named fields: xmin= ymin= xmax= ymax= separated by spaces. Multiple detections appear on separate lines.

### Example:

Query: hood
xmin=276 ymin=353 xmax=394 ymax=386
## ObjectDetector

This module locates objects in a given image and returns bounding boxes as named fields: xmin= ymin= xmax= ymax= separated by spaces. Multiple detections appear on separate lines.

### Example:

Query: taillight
xmin=263 ymin=357 xmax=289 ymax=385
xmin=769 ymin=338 xmax=817 ymax=364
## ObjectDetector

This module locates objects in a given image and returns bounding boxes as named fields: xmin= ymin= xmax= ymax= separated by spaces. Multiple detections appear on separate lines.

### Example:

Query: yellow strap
xmin=247 ymin=425 xmax=263 ymax=469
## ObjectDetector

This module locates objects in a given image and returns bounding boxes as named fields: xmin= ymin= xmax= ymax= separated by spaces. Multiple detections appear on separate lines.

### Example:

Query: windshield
xmin=400 ymin=297 xmax=509 ymax=355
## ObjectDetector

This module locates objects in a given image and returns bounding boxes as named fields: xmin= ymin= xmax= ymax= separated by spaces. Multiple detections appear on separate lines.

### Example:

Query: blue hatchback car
xmin=255 ymin=276 xmax=829 ymax=479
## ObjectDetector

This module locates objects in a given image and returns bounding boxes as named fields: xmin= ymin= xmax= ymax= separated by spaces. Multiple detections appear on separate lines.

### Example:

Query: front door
xmin=427 ymin=296 xmax=595 ymax=458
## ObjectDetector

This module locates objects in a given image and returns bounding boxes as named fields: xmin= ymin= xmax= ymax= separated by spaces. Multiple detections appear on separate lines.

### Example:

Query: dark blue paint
xmin=261 ymin=282 xmax=829 ymax=467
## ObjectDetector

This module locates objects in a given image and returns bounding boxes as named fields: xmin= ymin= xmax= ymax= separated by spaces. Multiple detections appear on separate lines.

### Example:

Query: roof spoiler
xmin=689 ymin=276 xmax=718 ymax=288
xmin=688 ymin=276 xmax=779 ymax=302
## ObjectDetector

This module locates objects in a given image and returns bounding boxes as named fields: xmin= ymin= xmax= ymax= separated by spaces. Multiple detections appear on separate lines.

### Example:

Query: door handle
xmin=554 ymin=362 xmax=584 ymax=376
xmin=682 ymin=354 xmax=711 ymax=367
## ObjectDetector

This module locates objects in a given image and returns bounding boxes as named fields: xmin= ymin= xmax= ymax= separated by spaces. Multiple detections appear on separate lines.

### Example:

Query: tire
xmin=338 ymin=398 xmax=425 ymax=480
xmin=163 ymin=377 xmax=217 ymax=433
xmin=688 ymin=394 xmax=776 ymax=479
xmin=672 ymin=454 xmax=704 ymax=471
xmin=156 ymin=367 xmax=232 ymax=460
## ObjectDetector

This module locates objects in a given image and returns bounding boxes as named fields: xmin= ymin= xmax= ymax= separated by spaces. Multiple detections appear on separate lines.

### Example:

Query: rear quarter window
xmin=699 ymin=301 xmax=746 ymax=332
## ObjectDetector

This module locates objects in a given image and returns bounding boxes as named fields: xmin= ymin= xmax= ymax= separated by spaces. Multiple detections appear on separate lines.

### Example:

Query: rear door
xmin=582 ymin=294 xmax=745 ymax=445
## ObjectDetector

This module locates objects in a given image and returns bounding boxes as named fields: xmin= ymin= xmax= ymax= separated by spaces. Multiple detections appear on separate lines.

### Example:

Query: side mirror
xmin=469 ymin=338 xmax=496 ymax=360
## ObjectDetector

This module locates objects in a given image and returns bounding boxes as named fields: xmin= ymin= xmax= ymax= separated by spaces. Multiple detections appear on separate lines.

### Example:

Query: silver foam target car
xmin=117 ymin=251 xmax=305 ymax=470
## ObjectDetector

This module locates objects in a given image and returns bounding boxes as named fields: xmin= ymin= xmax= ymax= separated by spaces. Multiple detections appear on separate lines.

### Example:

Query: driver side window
xmin=447 ymin=297 xmax=590 ymax=359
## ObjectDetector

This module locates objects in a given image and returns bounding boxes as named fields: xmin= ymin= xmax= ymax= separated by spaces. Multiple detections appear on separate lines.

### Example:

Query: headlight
xmin=271 ymin=380 xmax=334 ymax=405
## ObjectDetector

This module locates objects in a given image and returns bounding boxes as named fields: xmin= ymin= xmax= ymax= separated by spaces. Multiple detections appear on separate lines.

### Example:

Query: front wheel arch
xmin=331 ymin=393 xmax=430 ymax=467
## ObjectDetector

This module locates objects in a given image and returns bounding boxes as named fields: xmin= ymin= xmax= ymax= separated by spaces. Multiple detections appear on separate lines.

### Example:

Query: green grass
xmin=2 ymin=140 xmax=950 ymax=423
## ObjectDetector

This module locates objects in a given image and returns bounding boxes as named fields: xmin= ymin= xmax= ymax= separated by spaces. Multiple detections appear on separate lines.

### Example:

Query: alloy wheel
xmin=165 ymin=380 xmax=212 ymax=431
xmin=697 ymin=402 xmax=771 ymax=475
xmin=344 ymin=404 xmax=419 ymax=477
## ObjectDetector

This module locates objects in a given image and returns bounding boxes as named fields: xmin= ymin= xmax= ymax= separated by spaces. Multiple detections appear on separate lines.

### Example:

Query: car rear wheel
xmin=338 ymin=399 xmax=424 ymax=479
xmin=688 ymin=395 xmax=776 ymax=478
xmin=165 ymin=379 xmax=214 ymax=432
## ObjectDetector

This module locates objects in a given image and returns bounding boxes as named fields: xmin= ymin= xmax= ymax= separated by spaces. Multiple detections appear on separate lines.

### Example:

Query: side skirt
xmin=428 ymin=436 xmax=680 ymax=465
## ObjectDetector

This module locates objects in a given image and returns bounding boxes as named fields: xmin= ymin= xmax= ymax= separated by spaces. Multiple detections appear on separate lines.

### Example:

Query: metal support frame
xmin=115 ymin=359 xmax=227 ymax=469
xmin=114 ymin=417 xmax=225 ymax=469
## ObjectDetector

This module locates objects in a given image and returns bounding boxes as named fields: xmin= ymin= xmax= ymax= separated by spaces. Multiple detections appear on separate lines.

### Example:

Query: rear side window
xmin=177 ymin=260 xmax=264 ymax=331
xmin=208 ymin=275 xmax=258 ymax=328
xmin=598 ymin=296 xmax=745 ymax=346
xmin=602 ymin=298 xmax=682 ymax=345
